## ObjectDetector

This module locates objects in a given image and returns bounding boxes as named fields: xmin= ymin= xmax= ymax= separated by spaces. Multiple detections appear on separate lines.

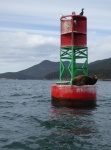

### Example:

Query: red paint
xmin=61 ymin=15 xmax=87 ymax=47
xmin=51 ymin=85 xmax=96 ymax=107
xmin=52 ymin=85 xmax=96 ymax=99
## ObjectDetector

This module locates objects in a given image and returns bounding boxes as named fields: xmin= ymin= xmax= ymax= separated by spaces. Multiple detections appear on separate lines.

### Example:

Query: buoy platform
xmin=51 ymin=83 xmax=96 ymax=108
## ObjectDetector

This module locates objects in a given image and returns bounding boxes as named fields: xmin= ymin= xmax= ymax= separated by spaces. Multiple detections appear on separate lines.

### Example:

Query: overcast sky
xmin=0 ymin=0 xmax=111 ymax=73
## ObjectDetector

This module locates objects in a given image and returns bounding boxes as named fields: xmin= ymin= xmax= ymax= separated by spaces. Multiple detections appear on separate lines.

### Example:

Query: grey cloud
xmin=0 ymin=0 xmax=111 ymax=73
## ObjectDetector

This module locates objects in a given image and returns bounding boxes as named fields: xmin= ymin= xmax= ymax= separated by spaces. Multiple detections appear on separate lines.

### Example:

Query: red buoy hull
xmin=51 ymin=85 xmax=96 ymax=108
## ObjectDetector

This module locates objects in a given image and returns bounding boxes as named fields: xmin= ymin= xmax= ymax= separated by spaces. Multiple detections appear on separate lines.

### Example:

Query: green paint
xmin=60 ymin=46 xmax=88 ymax=83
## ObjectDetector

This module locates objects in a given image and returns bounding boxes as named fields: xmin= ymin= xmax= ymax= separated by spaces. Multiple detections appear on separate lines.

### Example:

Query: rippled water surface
xmin=0 ymin=80 xmax=111 ymax=150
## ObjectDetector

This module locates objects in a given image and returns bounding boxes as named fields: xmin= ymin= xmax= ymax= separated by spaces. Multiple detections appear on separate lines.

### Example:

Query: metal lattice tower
xmin=60 ymin=14 xmax=88 ymax=83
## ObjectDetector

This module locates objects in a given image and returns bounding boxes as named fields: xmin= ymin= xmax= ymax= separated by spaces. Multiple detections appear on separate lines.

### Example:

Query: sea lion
xmin=72 ymin=75 xmax=98 ymax=86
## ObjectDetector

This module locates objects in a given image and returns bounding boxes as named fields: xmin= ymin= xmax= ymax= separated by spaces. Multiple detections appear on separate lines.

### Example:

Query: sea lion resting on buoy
xmin=72 ymin=75 xmax=98 ymax=86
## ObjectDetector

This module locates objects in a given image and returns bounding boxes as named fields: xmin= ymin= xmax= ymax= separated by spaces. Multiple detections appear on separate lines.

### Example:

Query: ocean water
xmin=0 ymin=80 xmax=111 ymax=150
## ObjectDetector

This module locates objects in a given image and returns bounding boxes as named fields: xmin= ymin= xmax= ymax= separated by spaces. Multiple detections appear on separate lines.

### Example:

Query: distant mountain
xmin=0 ymin=60 xmax=68 ymax=80
xmin=0 ymin=60 xmax=55 ymax=79
xmin=88 ymin=57 xmax=111 ymax=79
xmin=45 ymin=57 xmax=111 ymax=80
xmin=89 ymin=57 xmax=111 ymax=70
xmin=0 ymin=58 xmax=111 ymax=80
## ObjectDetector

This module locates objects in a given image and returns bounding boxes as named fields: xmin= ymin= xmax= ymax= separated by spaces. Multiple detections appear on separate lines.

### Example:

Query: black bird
xmin=72 ymin=11 xmax=76 ymax=15
xmin=79 ymin=8 xmax=84 ymax=16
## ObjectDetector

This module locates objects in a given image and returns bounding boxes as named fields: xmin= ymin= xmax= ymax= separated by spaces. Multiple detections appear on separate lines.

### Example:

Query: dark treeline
xmin=44 ymin=69 xmax=111 ymax=80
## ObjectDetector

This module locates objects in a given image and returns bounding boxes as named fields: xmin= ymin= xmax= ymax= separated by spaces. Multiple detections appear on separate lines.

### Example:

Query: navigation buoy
xmin=51 ymin=13 xmax=97 ymax=108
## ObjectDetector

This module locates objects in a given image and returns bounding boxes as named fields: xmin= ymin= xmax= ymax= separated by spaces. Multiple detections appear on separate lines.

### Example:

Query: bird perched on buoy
xmin=72 ymin=11 xmax=76 ymax=15
xmin=72 ymin=75 xmax=98 ymax=86
xmin=79 ymin=8 xmax=84 ymax=16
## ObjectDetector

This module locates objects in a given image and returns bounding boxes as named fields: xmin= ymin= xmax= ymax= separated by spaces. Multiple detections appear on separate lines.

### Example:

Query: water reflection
xmin=36 ymin=106 xmax=97 ymax=149
xmin=50 ymin=106 xmax=97 ymax=136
